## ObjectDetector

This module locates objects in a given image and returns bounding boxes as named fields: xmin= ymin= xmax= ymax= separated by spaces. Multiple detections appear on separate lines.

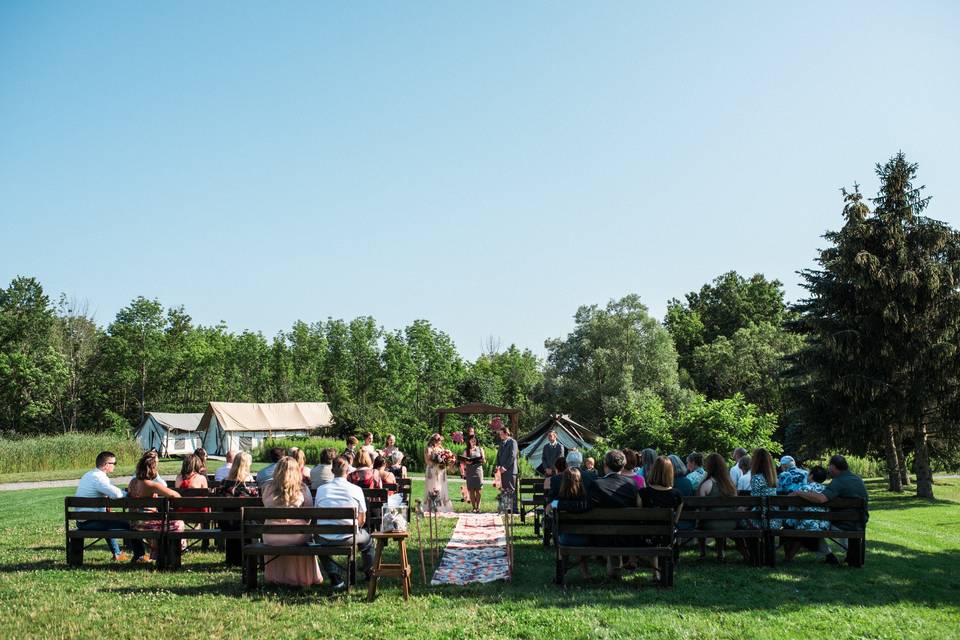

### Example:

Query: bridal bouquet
xmin=432 ymin=448 xmax=456 ymax=469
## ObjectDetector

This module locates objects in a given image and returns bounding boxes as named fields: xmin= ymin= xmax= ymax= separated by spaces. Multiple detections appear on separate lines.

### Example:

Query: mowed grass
xmin=0 ymin=480 xmax=958 ymax=640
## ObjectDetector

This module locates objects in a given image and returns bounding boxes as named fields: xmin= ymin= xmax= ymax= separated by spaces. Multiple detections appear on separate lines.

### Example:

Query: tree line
xmin=1 ymin=153 xmax=957 ymax=497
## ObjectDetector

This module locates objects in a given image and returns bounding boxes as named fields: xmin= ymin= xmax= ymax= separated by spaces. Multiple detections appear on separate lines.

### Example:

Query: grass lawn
xmin=0 ymin=479 xmax=957 ymax=640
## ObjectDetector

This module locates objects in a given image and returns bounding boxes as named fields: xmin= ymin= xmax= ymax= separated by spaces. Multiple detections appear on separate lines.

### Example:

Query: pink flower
xmin=451 ymin=431 xmax=464 ymax=444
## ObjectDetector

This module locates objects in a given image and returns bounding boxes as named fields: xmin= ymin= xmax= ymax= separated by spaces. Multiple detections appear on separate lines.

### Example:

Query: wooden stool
xmin=367 ymin=531 xmax=412 ymax=602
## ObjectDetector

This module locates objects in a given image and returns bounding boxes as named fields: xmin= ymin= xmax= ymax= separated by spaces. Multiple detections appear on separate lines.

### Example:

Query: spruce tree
xmin=794 ymin=153 xmax=960 ymax=497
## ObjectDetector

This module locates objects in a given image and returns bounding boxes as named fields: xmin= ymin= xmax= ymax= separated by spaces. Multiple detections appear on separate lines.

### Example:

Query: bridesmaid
xmin=462 ymin=432 xmax=485 ymax=513
xmin=424 ymin=433 xmax=453 ymax=513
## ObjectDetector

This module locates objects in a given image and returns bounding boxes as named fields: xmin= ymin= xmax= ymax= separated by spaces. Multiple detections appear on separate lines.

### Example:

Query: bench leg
xmin=534 ymin=510 xmax=540 ymax=537
xmin=243 ymin=555 xmax=258 ymax=590
xmin=165 ymin=540 xmax=182 ymax=571
xmin=67 ymin=538 xmax=84 ymax=567
xmin=555 ymin=556 xmax=565 ymax=586
xmin=659 ymin=555 xmax=674 ymax=588
xmin=848 ymin=538 xmax=864 ymax=568
xmin=764 ymin=533 xmax=776 ymax=567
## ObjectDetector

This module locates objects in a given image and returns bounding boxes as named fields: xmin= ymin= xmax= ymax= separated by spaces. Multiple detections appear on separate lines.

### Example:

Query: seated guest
xmin=667 ymin=454 xmax=694 ymax=497
xmin=551 ymin=468 xmax=592 ymax=579
xmin=314 ymin=455 xmax=375 ymax=590
xmin=288 ymin=447 xmax=312 ymax=486
xmin=589 ymin=450 xmax=639 ymax=508
xmin=73 ymin=451 xmax=146 ymax=562
xmin=127 ymin=453 xmax=184 ymax=562
xmin=213 ymin=449 xmax=238 ymax=482
xmin=256 ymin=447 xmax=286 ymax=487
xmin=310 ymin=447 xmax=338 ymax=489
xmin=347 ymin=450 xmax=382 ymax=489
xmin=380 ymin=434 xmax=407 ymax=478
xmin=639 ymin=448 xmax=657 ymax=479
xmin=545 ymin=456 xmax=567 ymax=502
xmin=194 ymin=448 xmax=208 ymax=475
xmin=729 ymin=448 xmax=748 ymax=486
xmin=261 ymin=457 xmax=323 ymax=587
xmin=216 ymin=452 xmax=258 ymax=566
xmin=583 ymin=457 xmax=598 ymax=480
xmin=696 ymin=453 xmax=738 ymax=559
xmin=742 ymin=448 xmax=780 ymax=530
xmin=218 ymin=452 xmax=257 ymax=495
xmin=639 ymin=456 xmax=682 ymax=509
xmin=735 ymin=455 xmax=752 ymax=492
xmin=685 ymin=452 xmax=706 ymax=492
xmin=373 ymin=455 xmax=397 ymax=488
xmin=343 ymin=435 xmax=359 ymax=459
xmin=783 ymin=466 xmax=829 ymax=562
xmin=621 ymin=449 xmax=645 ymax=490
xmin=176 ymin=454 xmax=208 ymax=491
xmin=777 ymin=455 xmax=808 ymax=494
xmin=792 ymin=454 xmax=869 ymax=565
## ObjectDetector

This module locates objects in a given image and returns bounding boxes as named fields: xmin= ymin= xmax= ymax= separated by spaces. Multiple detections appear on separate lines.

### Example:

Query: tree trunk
xmin=895 ymin=430 xmax=910 ymax=486
xmin=914 ymin=423 xmax=934 ymax=499
xmin=884 ymin=424 xmax=903 ymax=492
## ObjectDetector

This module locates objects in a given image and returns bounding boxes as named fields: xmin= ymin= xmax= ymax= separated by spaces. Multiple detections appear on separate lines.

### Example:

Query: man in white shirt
xmin=730 ymin=448 xmax=747 ymax=486
xmin=74 ymin=451 xmax=145 ymax=562
xmin=735 ymin=454 xmax=752 ymax=492
xmin=213 ymin=450 xmax=237 ymax=482
xmin=313 ymin=455 xmax=374 ymax=590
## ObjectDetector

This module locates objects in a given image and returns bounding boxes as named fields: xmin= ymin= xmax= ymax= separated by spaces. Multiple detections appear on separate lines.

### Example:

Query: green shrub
xmin=0 ymin=432 xmax=142 ymax=474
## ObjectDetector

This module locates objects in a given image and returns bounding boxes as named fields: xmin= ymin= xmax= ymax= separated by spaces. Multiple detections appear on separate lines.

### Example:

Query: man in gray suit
xmin=540 ymin=430 xmax=565 ymax=477
xmin=495 ymin=426 xmax=519 ymax=512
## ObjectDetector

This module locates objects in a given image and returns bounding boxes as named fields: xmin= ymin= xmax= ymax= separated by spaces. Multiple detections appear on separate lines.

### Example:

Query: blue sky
xmin=2 ymin=1 xmax=958 ymax=358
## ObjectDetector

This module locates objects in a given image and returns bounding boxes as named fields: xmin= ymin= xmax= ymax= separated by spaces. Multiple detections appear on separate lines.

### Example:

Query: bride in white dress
xmin=424 ymin=433 xmax=453 ymax=513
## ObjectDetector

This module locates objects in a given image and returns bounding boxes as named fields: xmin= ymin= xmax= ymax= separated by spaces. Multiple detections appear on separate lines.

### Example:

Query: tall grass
xmin=0 ymin=433 xmax=142 ymax=474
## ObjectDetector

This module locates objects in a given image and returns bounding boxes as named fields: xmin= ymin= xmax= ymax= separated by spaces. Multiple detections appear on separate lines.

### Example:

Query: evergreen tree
xmin=794 ymin=154 xmax=960 ymax=497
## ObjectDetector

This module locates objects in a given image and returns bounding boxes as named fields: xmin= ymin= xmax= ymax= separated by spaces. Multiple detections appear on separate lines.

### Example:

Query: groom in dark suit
xmin=495 ymin=426 xmax=519 ymax=512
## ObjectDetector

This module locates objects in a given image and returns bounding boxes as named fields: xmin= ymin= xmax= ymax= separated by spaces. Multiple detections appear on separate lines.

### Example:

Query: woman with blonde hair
xmin=288 ymin=447 xmax=312 ymax=486
xmin=261 ymin=456 xmax=323 ymax=587
xmin=219 ymin=452 xmax=257 ymax=496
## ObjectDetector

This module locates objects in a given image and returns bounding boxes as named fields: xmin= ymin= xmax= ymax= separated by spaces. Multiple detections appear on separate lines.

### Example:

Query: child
xmin=583 ymin=457 xmax=598 ymax=479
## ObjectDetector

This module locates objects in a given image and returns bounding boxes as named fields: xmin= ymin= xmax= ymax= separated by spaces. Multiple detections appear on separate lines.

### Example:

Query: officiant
xmin=460 ymin=432 xmax=486 ymax=513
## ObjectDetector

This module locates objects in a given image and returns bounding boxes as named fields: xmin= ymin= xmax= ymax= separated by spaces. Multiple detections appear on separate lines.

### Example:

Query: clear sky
xmin=2 ymin=1 xmax=958 ymax=359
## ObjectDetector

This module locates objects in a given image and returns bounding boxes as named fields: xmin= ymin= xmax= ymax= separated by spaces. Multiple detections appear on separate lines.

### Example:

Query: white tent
xmin=198 ymin=401 xmax=334 ymax=455
xmin=134 ymin=412 xmax=205 ymax=456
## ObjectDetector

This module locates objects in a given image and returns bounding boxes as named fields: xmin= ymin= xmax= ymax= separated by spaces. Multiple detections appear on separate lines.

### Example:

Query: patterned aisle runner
xmin=430 ymin=512 xmax=511 ymax=585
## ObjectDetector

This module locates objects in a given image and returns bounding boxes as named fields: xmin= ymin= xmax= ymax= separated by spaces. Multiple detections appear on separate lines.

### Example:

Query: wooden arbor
xmin=435 ymin=402 xmax=520 ymax=436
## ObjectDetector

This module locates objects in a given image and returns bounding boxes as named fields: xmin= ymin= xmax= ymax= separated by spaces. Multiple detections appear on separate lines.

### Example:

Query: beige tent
xmin=199 ymin=401 xmax=334 ymax=455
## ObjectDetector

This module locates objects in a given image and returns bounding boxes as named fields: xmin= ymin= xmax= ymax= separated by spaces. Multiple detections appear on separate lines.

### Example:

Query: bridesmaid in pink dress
xmin=261 ymin=457 xmax=323 ymax=587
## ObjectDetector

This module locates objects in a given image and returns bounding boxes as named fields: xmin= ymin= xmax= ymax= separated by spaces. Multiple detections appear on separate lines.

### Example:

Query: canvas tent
xmin=518 ymin=414 xmax=599 ymax=474
xmin=135 ymin=412 xmax=205 ymax=456
xmin=199 ymin=402 xmax=334 ymax=455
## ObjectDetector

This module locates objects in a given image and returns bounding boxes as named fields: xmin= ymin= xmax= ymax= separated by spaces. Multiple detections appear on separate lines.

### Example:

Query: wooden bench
xmin=362 ymin=488 xmax=389 ymax=533
xmin=518 ymin=478 xmax=545 ymax=535
xmin=165 ymin=496 xmax=263 ymax=568
xmin=555 ymin=507 xmax=677 ymax=588
xmin=676 ymin=496 xmax=765 ymax=566
xmin=64 ymin=496 xmax=168 ymax=568
xmin=765 ymin=496 xmax=867 ymax=567
xmin=240 ymin=507 xmax=359 ymax=591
